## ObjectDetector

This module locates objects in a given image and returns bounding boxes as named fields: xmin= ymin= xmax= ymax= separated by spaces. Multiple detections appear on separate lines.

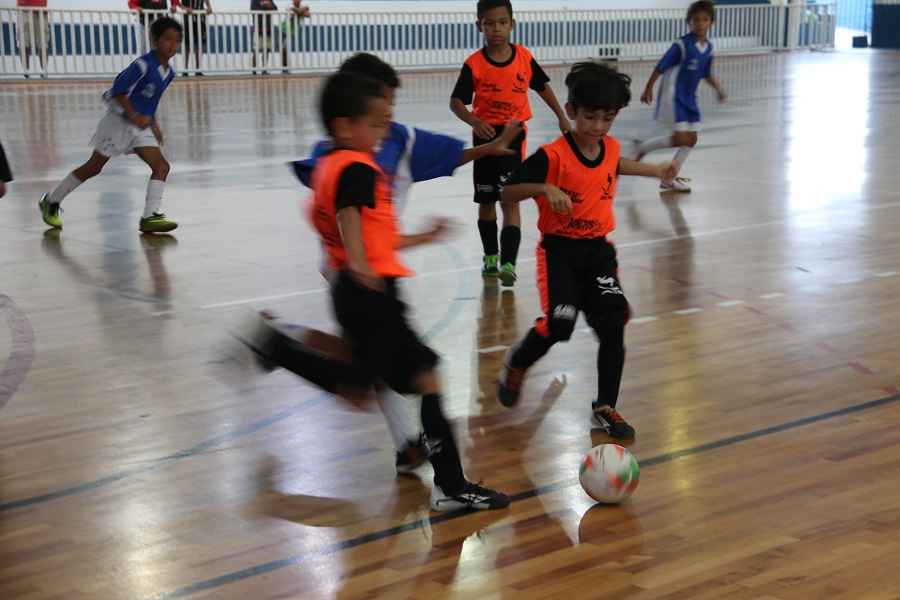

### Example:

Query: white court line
xmin=717 ymin=300 xmax=746 ymax=307
xmin=760 ymin=292 xmax=785 ymax=299
xmin=673 ymin=308 xmax=704 ymax=316
xmin=192 ymin=199 xmax=900 ymax=311
xmin=630 ymin=316 xmax=659 ymax=325
xmin=875 ymin=271 xmax=898 ymax=278
xmin=202 ymin=288 xmax=328 ymax=310
xmin=477 ymin=345 xmax=508 ymax=354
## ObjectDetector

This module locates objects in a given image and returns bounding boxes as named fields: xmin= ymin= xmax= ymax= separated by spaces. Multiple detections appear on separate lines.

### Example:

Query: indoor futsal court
xmin=3 ymin=33 xmax=900 ymax=600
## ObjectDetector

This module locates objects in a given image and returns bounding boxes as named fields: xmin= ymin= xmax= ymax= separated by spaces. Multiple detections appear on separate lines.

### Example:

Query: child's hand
xmin=349 ymin=263 xmax=384 ymax=292
xmin=557 ymin=114 xmax=571 ymax=134
xmin=544 ymin=184 xmax=572 ymax=215
xmin=152 ymin=123 xmax=164 ymax=145
xmin=659 ymin=162 xmax=678 ymax=181
xmin=472 ymin=118 xmax=497 ymax=141
xmin=487 ymin=120 xmax=523 ymax=156
xmin=640 ymin=87 xmax=654 ymax=105
xmin=131 ymin=113 xmax=152 ymax=129
xmin=424 ymin=217 xmax=456 ymax=243
xmin=717 ymin=90 xmax=728 ymax=103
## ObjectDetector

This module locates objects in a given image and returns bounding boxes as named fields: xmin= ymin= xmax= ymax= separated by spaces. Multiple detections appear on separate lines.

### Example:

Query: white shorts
xmin=90 ymin=111 xmax=157 ymax=158
xmin=673 ymin=121 xmax=701 ymax=133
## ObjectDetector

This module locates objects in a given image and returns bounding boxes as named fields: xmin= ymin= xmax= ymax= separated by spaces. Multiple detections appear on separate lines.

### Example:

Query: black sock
xmin=595 ymin=324 xmax=626 ymax=408
xmin=510 ymin=327 xmax=556 ymax=370
xmin=421 ymin=393 xmax=466 ymax=493
xmin=499 ymin=225 xmax=521 ymax=265
xmin=477 ymin=219 xmax=499 ymax=256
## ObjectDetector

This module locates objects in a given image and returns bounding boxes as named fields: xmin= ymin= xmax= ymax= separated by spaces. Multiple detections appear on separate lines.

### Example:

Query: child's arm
xmin=504 ymin=183 xmax=572 ymax=215
xmin=459 ymin=120 xmax=523 ymax=165
xmin=705 ymin=75 xmax=727 ymax=102
xmin=151 ymin=122 xmax=164 ymax=145
xmin=640 ymin=70 xmax=663 ymax=105
xmin=642 ymin=42 xmax=682 ymax=105
xmin=619 ymin=159 xmax=678 ymax=180
xmin=450 ymin=64 xmax=496 ymax=139
xmin=397 ymin=217 xmax=452 ymax=249
xmin=335 ymin=163 xmax=383 ymax=290
xmin=536 ymin=87 xmax=570 ymax=134
xmin=114 ymin=95 xmax=151 ymax=129
xmin=530 ymin=59 xmax=570 ymax=133
xmin=337 ymin=207 xmax=382 ymax=291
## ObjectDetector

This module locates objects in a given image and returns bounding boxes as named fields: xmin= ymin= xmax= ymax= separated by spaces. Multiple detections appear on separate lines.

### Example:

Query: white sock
xmin=637 ymin=135 xmax=675 ymax=157
xmin=673 ymin=146 xmax=693 ymax=170
xmin=143 ymin=179 xmax=165 ymax=218
xmin=375 ymin=388 xmax=420 ymax=451
xmin=48 ymin=173 xmax=83 ymax=205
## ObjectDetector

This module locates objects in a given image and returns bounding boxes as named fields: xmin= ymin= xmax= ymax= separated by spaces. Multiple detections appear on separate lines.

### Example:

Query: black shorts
xmin=331 ymin=271 xmax=439 ymax=394
xmin=535 ymin=235 xmax=630 ymax=334
xmin=472 ymin=125 xmax=527 ymax=204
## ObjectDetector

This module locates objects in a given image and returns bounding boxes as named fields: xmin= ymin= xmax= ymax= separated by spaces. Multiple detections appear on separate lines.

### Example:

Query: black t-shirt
xmin=334 ymin=162 xmax=377 ymax=211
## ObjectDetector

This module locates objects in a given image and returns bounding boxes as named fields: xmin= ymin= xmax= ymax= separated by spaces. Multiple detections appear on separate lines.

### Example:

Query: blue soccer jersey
xmin=654 ymin=33 xmax=714 ymax=125
xmin=103 ymin=51 xmax=175 ymax=118
xmin=292 ymin=122 xmax=465 ymax=214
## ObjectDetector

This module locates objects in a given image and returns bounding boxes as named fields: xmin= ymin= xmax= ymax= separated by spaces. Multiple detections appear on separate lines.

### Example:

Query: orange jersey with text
xmin=463 ymin=45 xmax=539 ymax=125
xmin=309 ymin=150 xmax=412 ymax=278
xmin=534 ymin=134 xmax=621 ymax=239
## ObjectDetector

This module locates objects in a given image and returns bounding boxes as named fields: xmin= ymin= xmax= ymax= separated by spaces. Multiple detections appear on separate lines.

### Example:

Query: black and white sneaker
xmin=233 ymin=311 xmax=280 ymax=372
xmin=430 ymin=480 xmax=510 ymax=512
xmin=591 ymin=402 xmax=636 ymax=440
xmin=395 ymin=433 xmax=428 ymax=474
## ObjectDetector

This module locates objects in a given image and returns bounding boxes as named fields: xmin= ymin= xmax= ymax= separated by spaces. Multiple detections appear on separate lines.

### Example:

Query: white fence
xmin=0 ymin=3 xmax=836 ymax=79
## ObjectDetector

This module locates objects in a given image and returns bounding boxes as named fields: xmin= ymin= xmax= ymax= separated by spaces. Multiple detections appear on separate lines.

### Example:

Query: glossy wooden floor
xmin=2 ymin=49 xmax=900 ymax=600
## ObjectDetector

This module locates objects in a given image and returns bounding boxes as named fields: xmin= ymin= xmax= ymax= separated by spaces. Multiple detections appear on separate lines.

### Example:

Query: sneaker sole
xmin=430 ymin=498 xmax=509 ymax=511
xmin=499 ymin=272 xmax=517 ymax=287
xmin=140 ymin=223 xmax=179 ymax=233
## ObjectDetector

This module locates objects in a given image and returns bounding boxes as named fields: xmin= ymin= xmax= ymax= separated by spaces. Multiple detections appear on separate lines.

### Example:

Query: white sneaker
xmin=660 ymin=177 xmax=692 ymax=193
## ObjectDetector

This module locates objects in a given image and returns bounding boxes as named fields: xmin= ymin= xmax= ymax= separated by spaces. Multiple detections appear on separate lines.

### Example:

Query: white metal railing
xmin=1 ymin=3 xmax=836 ymax=79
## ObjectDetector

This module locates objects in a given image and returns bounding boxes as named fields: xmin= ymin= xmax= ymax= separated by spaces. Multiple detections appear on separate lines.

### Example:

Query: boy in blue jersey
xmin=283 ymin=53 xmax=521 ymax=474
xmin=634 ymin=0 xmax=727 ymax=193
xmin=39 ymin=17 xmax=183 ymax=233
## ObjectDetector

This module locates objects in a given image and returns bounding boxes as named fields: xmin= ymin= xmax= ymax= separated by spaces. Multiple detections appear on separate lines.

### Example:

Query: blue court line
xmin=0 ymin=244 xmax=468 ymax=512
xmin=0 ymin=295 xmax=35 ymax=413
xmin=149 ymin=389 xmax=900 ymax=600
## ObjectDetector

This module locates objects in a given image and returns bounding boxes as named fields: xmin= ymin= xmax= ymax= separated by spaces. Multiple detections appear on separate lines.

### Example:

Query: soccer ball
xmin=579 ymin=444 xmax=640 ymax=503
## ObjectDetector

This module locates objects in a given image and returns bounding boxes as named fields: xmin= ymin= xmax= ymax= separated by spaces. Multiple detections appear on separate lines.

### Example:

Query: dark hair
xmin=150 ymin=16 xmax=183 ymax=41
xmin=319 ymin=71 xmax=385 ymax=135
xmin=477 ymin=0 xmax=513 ymax=19
xmin=687 ymin=1 xmax=716 ymax=23
xmin=339 ymin=53 xmax=401 ymax=90
xmin=564 ymin=62 xmax=631 ymax=113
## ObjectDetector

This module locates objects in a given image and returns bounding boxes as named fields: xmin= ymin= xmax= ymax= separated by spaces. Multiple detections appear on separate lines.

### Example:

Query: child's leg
xmin=635 ymin=134 xmax=676 ymax=160
xmin=413 ymin=369 xmax=466 ymax=493
xmin=477 ymin=202 xmax=500 ymax=271
xmin=670 ymin=130 xmax=698 ymax=172
xmin=375 ymin=387 xmax=422 ymax=451
xmin=498 ymin=243 xmax=578 ymax=406
xmin=133 ymin=147 xmax=170 ymax=218
xmin=499 ymin=200 xmax=521 ymax=272
xmin=48 ymin=151 xmax=108 ymax=205
xmin=584 ymin=242 xmax=634 ymax=439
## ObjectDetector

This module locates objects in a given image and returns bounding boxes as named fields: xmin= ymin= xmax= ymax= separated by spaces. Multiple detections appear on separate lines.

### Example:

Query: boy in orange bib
xmin=497 ymin=62 xmax=678 ymax=439
xmin=450 ymin=0 xmax=569 ymax=287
